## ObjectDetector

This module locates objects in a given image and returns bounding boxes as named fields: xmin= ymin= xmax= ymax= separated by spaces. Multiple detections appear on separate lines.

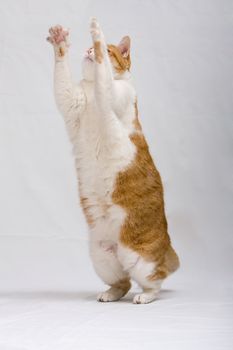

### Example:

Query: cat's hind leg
xmin=130 ymin=261 xmax=162 ymax=304
xmin=90 ymin=240 xmax=131 ymax=302
xmin=98 ymin=278 xmax=131 ymax=302
xmin=132 ymin=246 xmax=180 ymax=303
xmin=131 ymin=258 xmax=163 ymax=304
xmin=133 ymin=282 xmax=162 ymax=304
xmin=118 ymin=246 xmax=163 ymax=304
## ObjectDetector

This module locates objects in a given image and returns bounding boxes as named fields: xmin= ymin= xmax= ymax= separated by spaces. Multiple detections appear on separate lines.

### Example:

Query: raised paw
xmin=47 ymin=25 xmax=69 ymax=47
xmin=90 ymin=17 xmax=102 ymax=42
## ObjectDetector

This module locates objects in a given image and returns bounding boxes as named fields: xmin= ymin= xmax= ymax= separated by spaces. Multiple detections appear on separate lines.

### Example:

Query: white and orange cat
xmin=47 ymin=18 xmax=179 ymax=304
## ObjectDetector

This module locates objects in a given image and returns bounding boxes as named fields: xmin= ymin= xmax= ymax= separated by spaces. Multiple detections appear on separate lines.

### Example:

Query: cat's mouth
xmin=85 ymin=56 xmax=94 ymax=62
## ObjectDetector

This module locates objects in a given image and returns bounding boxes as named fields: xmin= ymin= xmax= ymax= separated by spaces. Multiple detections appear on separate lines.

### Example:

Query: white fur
xmin=118 ymin=244 xmax=162 ymax=303
xmin=133 ymin=283 xmax=161 ymax=304
xmin=50 ymin=19 xmax=160 ymax=303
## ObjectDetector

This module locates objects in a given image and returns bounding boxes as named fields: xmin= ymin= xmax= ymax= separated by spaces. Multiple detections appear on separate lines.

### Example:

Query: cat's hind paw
xmin=133 ymin=292 xmax=158 ymax=304
xmin=97 ymin=287 xmax=126 ymax=302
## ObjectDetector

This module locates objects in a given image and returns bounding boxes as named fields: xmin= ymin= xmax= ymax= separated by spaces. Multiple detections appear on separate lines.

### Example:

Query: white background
xmin=0 ymin=1 xmax=232 ymax=349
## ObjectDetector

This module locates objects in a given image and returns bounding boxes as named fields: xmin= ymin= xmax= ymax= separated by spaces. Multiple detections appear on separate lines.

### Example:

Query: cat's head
xmin=82 ymin=36 xmax=131 ymax=81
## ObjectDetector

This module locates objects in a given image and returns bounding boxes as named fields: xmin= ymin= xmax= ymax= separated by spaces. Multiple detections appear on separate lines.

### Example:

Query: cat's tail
xmin=165 ymin=245 xmax=180 ymax=274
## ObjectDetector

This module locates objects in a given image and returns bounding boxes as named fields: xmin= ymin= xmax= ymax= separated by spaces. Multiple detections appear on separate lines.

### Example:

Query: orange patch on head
xmin=94 ymin=41 xmax=103 ymax=63
xmin=107 ymin=44 xmax=131 ymax=73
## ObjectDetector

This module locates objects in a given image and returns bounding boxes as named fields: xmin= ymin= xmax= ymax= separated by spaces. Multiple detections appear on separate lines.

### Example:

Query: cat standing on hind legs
xmin=47 ymin=18 xmax=180 ymax=304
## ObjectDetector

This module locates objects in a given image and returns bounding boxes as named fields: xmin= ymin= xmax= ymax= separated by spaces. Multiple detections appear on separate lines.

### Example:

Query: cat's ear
xmin=118 ymin=36 xmax=130 ymax=58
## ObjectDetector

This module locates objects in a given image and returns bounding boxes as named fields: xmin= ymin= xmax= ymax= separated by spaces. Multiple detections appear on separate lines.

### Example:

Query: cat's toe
xmin=46 ymin=36 xmax=53 ymax=44
xmin=90 ymin=17 xmax=99 ymax=29
xmin=97 ymin=291 xmax=112 ymax=302
xmin=133 ymin=293 xmax=157 ymax=304
xmin=133 ymin=293 xmax=145 ymax=304
xmin=55 ymin=25 xmax=62 ymax=33
xmin=49 ymin=27 xmax=54 ymax=35
xmin=97 ymin=288 xmax=124 ymax=302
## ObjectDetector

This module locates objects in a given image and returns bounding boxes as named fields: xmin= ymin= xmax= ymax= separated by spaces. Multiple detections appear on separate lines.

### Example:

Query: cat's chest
xmin=80 ymin=79 xmax=136 ymax=121
xmin=74 ymin=80 xmax=136 ymax=198
xmin=76 ymin=124 xmax=120 ymax=195
xmin=75 ymin=115 xmax=135 ymax=198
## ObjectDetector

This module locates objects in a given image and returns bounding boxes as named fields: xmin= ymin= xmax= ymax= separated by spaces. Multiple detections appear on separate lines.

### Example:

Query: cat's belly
xmin=77 ymin=159 xmax=128 ymax=242
xmin=74 ymin=121 xmax=136 ymax=241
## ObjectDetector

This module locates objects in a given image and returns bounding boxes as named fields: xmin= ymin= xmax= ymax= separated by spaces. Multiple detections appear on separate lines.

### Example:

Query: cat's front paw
xmin=90 ymin=17 xmax=102 ymax=42
xmin=47 ymin=25 xmax=69 ymax=56
xmin=47 ymin=25 xmax=69 ymax=45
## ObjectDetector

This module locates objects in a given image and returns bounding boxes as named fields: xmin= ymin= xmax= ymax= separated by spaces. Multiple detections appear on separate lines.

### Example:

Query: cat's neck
xmin=82 ymin=70 xmax=131 ymax=84
xmin=114 ymin=70 xmax=131 ymax=80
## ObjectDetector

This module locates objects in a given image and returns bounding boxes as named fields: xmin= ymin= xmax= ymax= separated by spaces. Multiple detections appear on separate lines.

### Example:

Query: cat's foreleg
xmin=47 ymin=26 xmax=86 ymax=138
xmin=89 ymin=17 xmax=126 ymax=148
xmin=90 ymin=17 xmax=113 ymax=103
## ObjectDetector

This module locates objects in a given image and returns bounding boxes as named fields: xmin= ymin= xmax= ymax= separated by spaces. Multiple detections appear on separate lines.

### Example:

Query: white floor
xmin=0 ymin=1 xmax=232 ymax=349
xmin=0 ymin=238 xmax=232 ymax=350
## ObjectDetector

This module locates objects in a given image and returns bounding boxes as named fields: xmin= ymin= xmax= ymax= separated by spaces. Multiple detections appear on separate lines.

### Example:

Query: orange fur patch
xmin=107 ymin=44 xmax=131 ymax=73
xmin=59 ymin=47 xmax=65 ymax=57
xmin=133 ymin=101 xmax=142 ymax=130
xmin=111 ymin=278 xmax=131 ymax=292
xmin=112 ymin=131 xmax=179 ymax=280
xmin=80 ymin=196 xmax=94 ymax=227
xmin=79 ymin=191 xmax=111 ymax=229
xmin=149 ymin=245 xmax=180 ymax=280
xmin=94 ymin=41 xmax=103 ymax=64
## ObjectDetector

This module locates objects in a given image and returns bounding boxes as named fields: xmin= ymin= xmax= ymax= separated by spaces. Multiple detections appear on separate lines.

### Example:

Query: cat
xmin=47 ymin=18 xmax=179 ymax=304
